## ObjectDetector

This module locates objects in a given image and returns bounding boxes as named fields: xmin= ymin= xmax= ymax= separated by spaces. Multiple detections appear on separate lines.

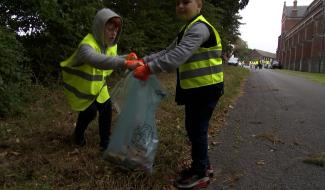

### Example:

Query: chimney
xmin=292 ymin=0 xmax=298 ymax=17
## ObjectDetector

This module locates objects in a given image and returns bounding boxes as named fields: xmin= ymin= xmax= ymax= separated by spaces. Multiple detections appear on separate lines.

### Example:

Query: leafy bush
xmin=0 ymin=27 xmax=31 ymax=117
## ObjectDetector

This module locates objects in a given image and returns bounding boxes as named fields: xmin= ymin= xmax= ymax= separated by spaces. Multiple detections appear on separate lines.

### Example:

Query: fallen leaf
xmin=10 ymin=151 xmax=21 ymax=156
xmin=256 ymin=160 xmax=265 ymax=165
xmin=211 ymin=141 xmax=222 ymax=146
xmin=68 ymin=148 xmax=80 ymax=156
xmin=0 ymin=151 xmax=8 ymax=158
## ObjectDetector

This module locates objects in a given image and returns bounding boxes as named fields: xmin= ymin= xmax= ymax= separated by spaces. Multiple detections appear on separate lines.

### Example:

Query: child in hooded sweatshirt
xmin=133 ymin=0 xmax=224 ymax=188
xmin=60 ymin=8 xmax=143 ymax=151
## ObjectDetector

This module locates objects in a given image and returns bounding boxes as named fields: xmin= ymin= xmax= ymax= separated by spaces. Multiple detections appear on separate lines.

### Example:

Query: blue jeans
xmin=185 ymin=99 xmax=218 ymax=176
xmin=75 ymin=99 xmax=112 ymax=149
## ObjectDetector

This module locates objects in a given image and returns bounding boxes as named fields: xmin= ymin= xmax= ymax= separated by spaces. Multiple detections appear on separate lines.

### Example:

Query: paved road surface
xmin=208 ymin=69 xmax=325 ymax=190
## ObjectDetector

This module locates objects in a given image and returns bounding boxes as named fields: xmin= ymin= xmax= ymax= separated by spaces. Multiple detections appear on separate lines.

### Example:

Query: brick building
xmin=277 ymin=0 xmax=325 ymax=72
xmin=249 ymin=49 xmax=276 ymax=63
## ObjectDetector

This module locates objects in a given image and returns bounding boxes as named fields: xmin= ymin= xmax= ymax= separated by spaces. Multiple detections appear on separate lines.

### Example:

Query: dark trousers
xmin=185 ymin=99 xmax=218 ymax=176
xmin=75 ymin=99 xmax=112 ymax=149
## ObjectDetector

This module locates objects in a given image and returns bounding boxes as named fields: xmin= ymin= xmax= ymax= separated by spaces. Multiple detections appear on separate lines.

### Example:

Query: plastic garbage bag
xmin=109 ymin=72 xmax=130 ymax=114
xmin=103 ymin=73 xmax=166 ymax=173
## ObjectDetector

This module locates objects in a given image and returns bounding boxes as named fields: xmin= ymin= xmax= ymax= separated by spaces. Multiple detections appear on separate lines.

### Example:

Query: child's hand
xmin=124 ymin=59 xmax=144 ymax=70
xmin=133 ymin=64 xmax=151 ymax=81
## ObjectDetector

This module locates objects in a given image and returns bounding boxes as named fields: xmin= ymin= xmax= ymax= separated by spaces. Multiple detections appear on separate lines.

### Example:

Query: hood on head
xmin=92 ymin=8 xmax=122 ymax=49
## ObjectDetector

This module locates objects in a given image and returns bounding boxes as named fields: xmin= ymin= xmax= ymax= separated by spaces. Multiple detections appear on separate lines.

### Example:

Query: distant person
xmin=60 ymin=8 xmax=143 ymax=151
xmin=133 ymin=0 xmax=224 ymax=188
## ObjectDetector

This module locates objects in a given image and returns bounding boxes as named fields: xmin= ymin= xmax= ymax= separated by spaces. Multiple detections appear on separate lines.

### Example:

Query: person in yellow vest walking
xmin=133 ymin=0 xmax=224 ymax=188
xmin=60 ymin=8 xmax=143 ymax=151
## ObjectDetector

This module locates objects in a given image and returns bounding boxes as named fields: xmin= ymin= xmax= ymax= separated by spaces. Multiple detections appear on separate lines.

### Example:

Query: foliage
xmin=233 ymin=37 xmax=252 ymax=62
xmin=0 ymin=27 xmax=30 ymax=117
xmin=0 ymin=0 xmax=249 ymax=84
xmin=0 ymin=0 xmax=44 ymax=34
xmin=103 ymin=0 xmax=179 ymax=57
xmin=207 ymin=0 xmax=249 ymax=54
xmin=1 ymin=0 xmax=105 ymax=84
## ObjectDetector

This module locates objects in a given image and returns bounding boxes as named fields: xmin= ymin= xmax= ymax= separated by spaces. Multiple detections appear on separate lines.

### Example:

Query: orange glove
xmin=125 ymin=52 xmax=138 ymax=60
xmin=133 ymin=64 xmax=151 ymax=81
xmin=124 ymin=59 xmax=144 ymax=70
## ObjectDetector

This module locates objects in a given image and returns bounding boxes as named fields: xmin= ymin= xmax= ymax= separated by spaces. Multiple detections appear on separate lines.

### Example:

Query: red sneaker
xmin=175 ymin=173 xmax=209 ymax=189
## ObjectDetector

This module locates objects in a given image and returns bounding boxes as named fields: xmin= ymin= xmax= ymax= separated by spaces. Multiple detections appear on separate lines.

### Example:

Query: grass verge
xmin=0 ymin=65 xmax=250 ymax=189
xmin=278 ymin=69 xmax=325 ymax=84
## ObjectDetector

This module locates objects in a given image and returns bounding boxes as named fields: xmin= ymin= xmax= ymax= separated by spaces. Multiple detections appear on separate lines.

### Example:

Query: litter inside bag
xmin=103 ymin=73 xmax=166 ymax=173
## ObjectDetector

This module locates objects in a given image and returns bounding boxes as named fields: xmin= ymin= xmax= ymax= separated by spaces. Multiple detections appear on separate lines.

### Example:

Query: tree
xmin=206 ymin=0 xmax=249 ymax=55
xmin=103 ymin=0 xmax=179 ymax=56
xmin=1 ymin=0 xmax=105 ymax=83
xmin=0 ymin=0 xmax=44 ymax=34
xmin=233 ymin=37 xmax=252 ymax=62
xmin=0 ymin=27 xmax=30 ymax=117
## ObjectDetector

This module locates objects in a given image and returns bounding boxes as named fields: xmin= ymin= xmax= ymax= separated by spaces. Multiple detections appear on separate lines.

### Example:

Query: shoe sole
xmin=192 ymin=180 xmax=210 ymax=190
xmin=175 ymin=177 xmax=210 ymax=189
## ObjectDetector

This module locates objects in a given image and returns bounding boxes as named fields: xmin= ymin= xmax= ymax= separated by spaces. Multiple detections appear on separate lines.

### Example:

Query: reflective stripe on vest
xmin=60 ymin=34 xmax=116 ymax=111
xmin=61 ymin=67 xmax=103 ymax=81
xmin=185 ymin=50 xmax=222 ymax=64
xmin=63 ymin=82 xmax=98 ymax=100
xmin=179 ymin=15 xmax=223 ymax=89
xmin=180 ymin=65 xmax=223 ymax=80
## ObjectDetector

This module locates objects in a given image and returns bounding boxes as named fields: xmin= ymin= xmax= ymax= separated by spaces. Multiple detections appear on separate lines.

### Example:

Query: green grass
xmin=0 ymin=65 xmax=250 ymax=190
xmin=279 ymin=69 xmax=325 ymax=84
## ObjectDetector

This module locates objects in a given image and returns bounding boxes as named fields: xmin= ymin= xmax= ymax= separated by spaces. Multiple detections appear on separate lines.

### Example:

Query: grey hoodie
xmin=75 ymin=8 xmax=125 ymax=70
xmin=145 ymin=22 xmax=210 ymax=74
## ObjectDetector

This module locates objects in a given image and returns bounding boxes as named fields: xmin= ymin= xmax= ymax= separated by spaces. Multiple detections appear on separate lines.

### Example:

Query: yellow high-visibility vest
xmin=179 ymin=15 xmax=223 ymax=89
xmin=60 ymin=34 xmax=115 ymax=111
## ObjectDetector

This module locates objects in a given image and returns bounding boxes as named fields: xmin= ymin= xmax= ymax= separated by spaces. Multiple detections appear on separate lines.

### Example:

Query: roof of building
xmin=284 ymin=6 xmax=308 ymax=17
xmin=253 ymin=49 xmax=276 ymax=59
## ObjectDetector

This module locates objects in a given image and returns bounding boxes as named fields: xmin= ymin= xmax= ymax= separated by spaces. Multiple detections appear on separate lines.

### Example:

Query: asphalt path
xmin=208 ymin=69 xmax=325 ymax=190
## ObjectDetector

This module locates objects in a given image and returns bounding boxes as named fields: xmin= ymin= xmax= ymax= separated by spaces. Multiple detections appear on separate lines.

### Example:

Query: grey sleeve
xmin=147 ymin=23 xmax=210 ymax=73
xmin=75 ymin=44 xmax=125 ymax=70
xmin=143 ymin=39 xmax=177 ymax=63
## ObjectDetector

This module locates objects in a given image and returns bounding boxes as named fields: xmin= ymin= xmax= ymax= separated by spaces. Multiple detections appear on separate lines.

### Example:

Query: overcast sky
xmin=239 ymin=0 xmax=314 ymax=53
